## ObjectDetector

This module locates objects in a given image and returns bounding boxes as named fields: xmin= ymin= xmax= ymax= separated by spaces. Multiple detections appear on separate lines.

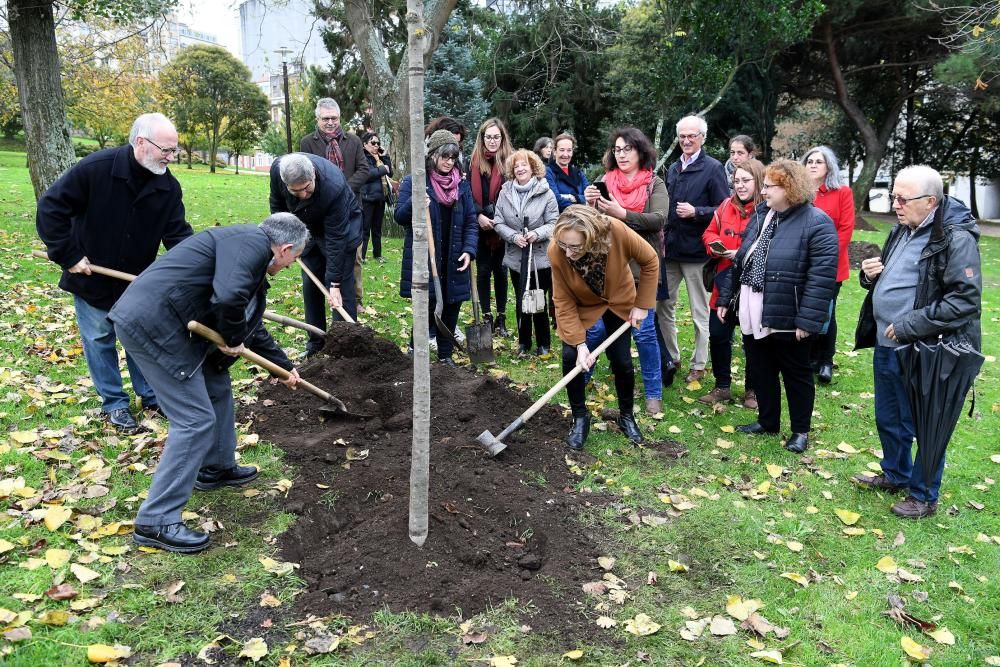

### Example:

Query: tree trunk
xmin=968 ymin=145 xmax=979 ymax=219
xmin=7 ymin=0 xmax=76 ymax=199
xmin=406 ymin=0 xmax=430 ymax=547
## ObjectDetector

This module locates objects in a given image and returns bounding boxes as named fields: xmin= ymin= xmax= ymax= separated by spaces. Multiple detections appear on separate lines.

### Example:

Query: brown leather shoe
xmin=684 ymin=369 xmax=706 ymax=383
xmin=698 ymin=387 xmax=732 ymax=404
xmin=851 ymin=473 xmax=905 ymax=494
xmin=891 ymin=496 xmax=937 ymax=519
xmin=742 ymin=390 xmax=758 ymax=410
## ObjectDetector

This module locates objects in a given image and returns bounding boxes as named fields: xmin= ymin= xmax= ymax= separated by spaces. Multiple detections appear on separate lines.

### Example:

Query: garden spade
xmin=476 ymin=321 xmax=632 ymax=456
xmin=464 ymin=263 xmax=495 ymax=365
xmin=296 ymin=258 xmax=357 ymax=324
xmin=186 ymin=321 xmax=370 ymax=419
xmin=424 ymin=208 xmax=465 ymax=353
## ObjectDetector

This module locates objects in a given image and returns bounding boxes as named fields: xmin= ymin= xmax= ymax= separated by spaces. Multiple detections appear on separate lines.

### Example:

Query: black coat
xmin=717 ymin=202 xmax=838 ymax=333
xmin=663 ymin=152 xmax=730 ymax=262
xmin=855 ymin=196 xmax=982 ymax=351
xmin=394 ymin=174 xmax=478 ymax=303
xmin=35 ymin=144 xmax=193 ymax=311
xmin=269 ymin=153 xmax=362 ymax=285
xmin=109 ymin=225 xmax=291 ymax=381
xmin=299 ymin=129 xmax=370 ymax=194
xmin=360 ymin=151 xmax=393 ymax=203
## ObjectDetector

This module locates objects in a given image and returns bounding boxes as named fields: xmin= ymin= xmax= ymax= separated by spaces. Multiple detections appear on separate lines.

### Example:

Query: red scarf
xmin=320 ymin=127 xmax=345 ymax=170
xmin=603 ymin=168 xmax=653 ymax=213
xmin=470 ymin=151 xmax=503 ymax=207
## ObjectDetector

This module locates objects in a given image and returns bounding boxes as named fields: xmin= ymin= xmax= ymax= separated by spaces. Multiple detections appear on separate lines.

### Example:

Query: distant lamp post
xmin=275 ymin=46 xmax=293 ymax=153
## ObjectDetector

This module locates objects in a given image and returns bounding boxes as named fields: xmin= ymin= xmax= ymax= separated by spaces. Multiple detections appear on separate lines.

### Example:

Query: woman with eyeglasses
xmin=394 ymin=130 xmax=478 ymax=366
xmin=699 ymin=158 xmax=765 ymax=409
xmin=716 ymin=160 xmax=837 ymax=454
xmin=493 ymin=149 xmax=559 ymax=356
xmin=801 ymin=146 xmax=855 ymax=385
xmin=470 ymin=118 xmax=514 ymax=337
xmin=548 ymin=205 xmax=659 ymax=450
xmin=582 ymin=127 xmax=667 ymax=415
xmin=359 ymin=131 xmax=393 ymax=264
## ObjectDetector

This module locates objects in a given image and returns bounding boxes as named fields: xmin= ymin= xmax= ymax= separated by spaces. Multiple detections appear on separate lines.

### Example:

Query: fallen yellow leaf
xmin=780 ymin=572 xmax=809 ymax=587
xmin=925 ymin=627 xmax=955 ymax=645
xmin=44 ymin=506 xmax=72 ymax=531
xmin=625 ymin=613 xmax=661 ymax=636
xmin=87 ymin=644 xmax=131 ymax=663
xmin=726 ymin=595 xmax=763 ymax=621
xmin=766 ymin=464 xmax=783 ymax=479
xmin=785 ymin=541 xmax=803 ymax=553
xmin=562 ymin=649 xmax=584 ymax=660
xmin=837 ymin=442 xmax=859 ymax=454
xmin=595 ymin=616 xmax=617 ymax=628
xmin=44 ymin=548 xmax=71 ymax=569
xmin=834 ymin=509 xmax=860 ymax=525
xmin=489 ymin=656 xmax=517 ymax=667
xmin=875 ymin=556 xmax=898 ymax=574
xmin=0 ymin=538 xmax=14 ymax=554
xmin=842 ymin=527 xmax=866 ymax=536
xmin=668 ymin=560 xmax=689 ymax=572
xmin=750 ymin=649 xmax=783 ymax=664
xmin=238 ymin=637 xmax=268 ymax=662
xmin=720 ymin=425 xmax=736 ymax=433
xmin=901 ymin=636 xmax=931 ymax=660
xmin=844 ymin=591 xmax=858 ymax=600
xmin=9 ymin=430 xmax=39 ymax=444
xmin=71 ymin=563 xmax=100 ymax=583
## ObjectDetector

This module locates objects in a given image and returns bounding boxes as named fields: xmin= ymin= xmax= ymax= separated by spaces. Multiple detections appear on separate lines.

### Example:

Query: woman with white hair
xmin=801 ymin=146 xmax=855 ymax=385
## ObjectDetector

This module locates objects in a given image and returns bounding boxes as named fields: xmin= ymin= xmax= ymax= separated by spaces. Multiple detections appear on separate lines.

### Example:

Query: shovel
xmin=424 ymin=207 xmax=464 ymax=353
xmin=30 ymin=250 xmax=323 ymax=337
xmin=186 ymin=320 xmax=369 ymax=418
xmin=296 ymin=257 xmax=356 ymax=324
xmin=476 ymin=320 xmax=632 ymax=456
xmin=465 ymin=262 xmax=495 ymax=365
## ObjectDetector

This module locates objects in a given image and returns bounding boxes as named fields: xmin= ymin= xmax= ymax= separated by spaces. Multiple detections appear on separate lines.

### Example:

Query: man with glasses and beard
xmin=36 ymin=112 xmax=192 ymax=434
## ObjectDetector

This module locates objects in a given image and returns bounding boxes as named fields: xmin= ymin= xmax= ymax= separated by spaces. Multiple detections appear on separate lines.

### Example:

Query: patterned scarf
xmin=430 ymin=167 xmax=461 ymax=206
xmin=569 ymin=252 xmax=607 ymax=298
xmin=740 ymin=209 xmax=778 ymax=293
xmin=320 ymin=127 xmax=345 ymax=170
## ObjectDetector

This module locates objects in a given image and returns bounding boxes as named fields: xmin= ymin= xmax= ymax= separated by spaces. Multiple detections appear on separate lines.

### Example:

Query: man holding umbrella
xmin=853 ymin=165 xmax=982 ymax=519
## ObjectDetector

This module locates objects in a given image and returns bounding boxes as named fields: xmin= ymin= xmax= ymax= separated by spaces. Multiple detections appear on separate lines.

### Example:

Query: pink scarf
xmin=430 ymin=167 xmax=460 ymax=206
xmin=603 ymin=168 xmax=653 ymax=213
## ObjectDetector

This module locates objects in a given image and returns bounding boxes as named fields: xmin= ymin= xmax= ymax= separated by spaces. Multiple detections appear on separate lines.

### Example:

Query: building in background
xmin=145 ymin=15 xmax=221 ymax=72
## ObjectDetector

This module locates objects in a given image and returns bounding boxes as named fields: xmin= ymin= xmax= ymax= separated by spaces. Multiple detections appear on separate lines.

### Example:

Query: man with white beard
xmin=36 ymin=113 xmax=192 ymax=433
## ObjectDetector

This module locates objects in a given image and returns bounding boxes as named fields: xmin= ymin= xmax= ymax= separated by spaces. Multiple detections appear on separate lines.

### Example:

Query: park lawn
xmin=0 ymin=152 xmax=997 ymax=665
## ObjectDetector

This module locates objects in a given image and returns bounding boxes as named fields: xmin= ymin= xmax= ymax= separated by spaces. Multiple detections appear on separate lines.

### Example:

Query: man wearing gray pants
xmin=110 ymin=214 xmax=307 ymax=553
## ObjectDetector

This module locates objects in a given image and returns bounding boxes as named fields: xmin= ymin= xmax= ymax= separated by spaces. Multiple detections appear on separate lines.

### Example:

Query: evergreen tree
xmin=424 ymin=16 xmax=489 ymax=151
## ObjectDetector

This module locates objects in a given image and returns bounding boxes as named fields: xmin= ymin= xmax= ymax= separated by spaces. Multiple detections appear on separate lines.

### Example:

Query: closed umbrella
xmin=895 ymin=337 xmax=984 ymax=488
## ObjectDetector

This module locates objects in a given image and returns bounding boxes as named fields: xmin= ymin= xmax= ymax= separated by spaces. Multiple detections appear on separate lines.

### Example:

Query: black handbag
xmin=702 ymin=260 xmax=719 ymax=291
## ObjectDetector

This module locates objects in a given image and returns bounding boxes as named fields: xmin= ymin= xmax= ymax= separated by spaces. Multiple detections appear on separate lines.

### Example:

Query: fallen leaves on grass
xmin=780 ymin=572 xmax=809 ymax=588
xmin=900 ymin=636 xmax=931 ymax=660
xmin=709 ymin=615 xmax=737 ymax=636
xmin=750 ymin=649 xmax=783 ymax=664
xmin=726 ymin=595 xmax=763 ymax=621
xmin=625 ymin=613 xmax=662 ymax=636
xmin=87 ymin=644 xmax=131 ymax=663
xmin=834 ymin=509 xmax=860 ymax=525
xmin=238 ymin=637 xmax=268 ymax=662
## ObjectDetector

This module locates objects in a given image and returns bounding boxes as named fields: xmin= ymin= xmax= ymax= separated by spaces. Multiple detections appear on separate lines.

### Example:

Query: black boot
xmin=566 ymin=415 xmax=590 ymax=450
xmin=617 ymin=412 xmax=644 ymax=444
xmin=495 ymin=313 xmax=510 ymax=338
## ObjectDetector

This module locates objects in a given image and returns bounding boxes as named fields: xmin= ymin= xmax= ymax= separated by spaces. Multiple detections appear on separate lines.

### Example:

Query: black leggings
xmin=476 ymin=234 xmax=508 ymax=316
xmin=562 ymin=310 xmax=634 ymax=417
xmin=510 ymin=266 xmax=552 ymax=349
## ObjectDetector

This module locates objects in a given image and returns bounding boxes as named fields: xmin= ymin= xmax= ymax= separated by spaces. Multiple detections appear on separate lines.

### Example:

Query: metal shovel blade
xmin=465 ymin=321 xmax=495 ymax=365
xmin=318 ymin=396 xmax=372 ymax=420
xmin=475 ymin=429 xmax=507 ymax=456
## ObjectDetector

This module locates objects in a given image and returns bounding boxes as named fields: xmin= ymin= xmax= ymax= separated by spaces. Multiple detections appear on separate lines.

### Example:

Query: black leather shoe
xmin=437 ymin=357 xmax=457 ymax=368
xmin=784 ymin=433 xmax=809 ymax=453
xmin=495 ymin=314 xmax=510 ymax=338
xmin=662 ymin=361 xmax=678 ymax=388
xmin=194 ymin=465 xmax=259 ymax=491
xmin=617 ymin=412 xmax=644 ymax=444
xmin=736 ymin=422 xmax=779 ymax=435
xmin=133 ymin=522 xmax=209 ymax=553
xmin=517 ymin=343 xmax=530 ymax=355
xmin=106 ymin=408 xmax=139 ymax=434
xmin=536 ymin=346 xmax=550 ymax=356
xmin=566 ymin=416 xmax=590 ymax=450
xmin=817 ymin=363 xmax=833 ymax=384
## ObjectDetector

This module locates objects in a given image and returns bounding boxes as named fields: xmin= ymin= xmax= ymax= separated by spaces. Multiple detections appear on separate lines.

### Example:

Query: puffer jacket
xmin=360 ymin=151 xmax=393 ymax=203
xmin=702 ymin=197 xmax=755 ymax=308
xmin=545 ymin=162 xmax=589 ymax=211
xmin=717 ymin=202 xmax=838 ymax=333
xmin=855 ymin=195 xmax=982 ymax=351
xmin=493 ymin=177 xmax=559 ymax=271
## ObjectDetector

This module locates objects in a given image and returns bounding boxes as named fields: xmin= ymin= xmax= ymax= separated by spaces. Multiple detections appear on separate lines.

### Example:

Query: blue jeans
xmin=74 ymin=295 xmax=155 ymax=412
xmin=873 ymin=345 xmax=944 ymax=503
xmin=584 ymin=313 xmax=661 ymax=400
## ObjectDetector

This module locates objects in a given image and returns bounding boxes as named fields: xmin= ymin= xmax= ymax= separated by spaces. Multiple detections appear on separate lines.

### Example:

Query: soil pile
xmin=848 ymin=240 xmax=882 ymax=268
xmin=247 ymin=323 xmax=608 ymax=634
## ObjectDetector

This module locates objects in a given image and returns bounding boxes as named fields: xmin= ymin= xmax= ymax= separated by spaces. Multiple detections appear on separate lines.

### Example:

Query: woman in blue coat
xmin=395 ymin=130 xmax=479 ymax=365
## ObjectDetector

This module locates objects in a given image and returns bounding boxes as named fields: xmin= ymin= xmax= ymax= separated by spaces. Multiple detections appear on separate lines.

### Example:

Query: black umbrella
xmin=895 ymin=337 xmax=985 ymax=488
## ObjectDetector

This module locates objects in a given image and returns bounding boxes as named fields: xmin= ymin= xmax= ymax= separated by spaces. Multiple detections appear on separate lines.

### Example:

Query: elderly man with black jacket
xmin=110 ymin=214 xmax=307 ymax=553
xmin=36 ymin=113 xmax=193 ymax=433
xmin=852 ymin=165 xmax=982 ymax=519
xmin=269 ymin=152 xmax=363 ymax=356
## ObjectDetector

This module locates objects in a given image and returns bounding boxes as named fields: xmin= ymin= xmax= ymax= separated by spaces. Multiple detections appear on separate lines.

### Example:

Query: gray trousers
xmin=116 ymin=326 xmax=238 ymax=526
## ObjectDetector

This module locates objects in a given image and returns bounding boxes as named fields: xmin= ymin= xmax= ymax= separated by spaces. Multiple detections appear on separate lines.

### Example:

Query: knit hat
xmin=426 ymin=129 xmax=458 ymax=156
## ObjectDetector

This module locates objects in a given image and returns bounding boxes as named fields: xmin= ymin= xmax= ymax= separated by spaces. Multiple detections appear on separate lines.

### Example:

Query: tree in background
xmin=160 ymin=44 xmax=269 ymax=174
xmin=425 ymin=15 xmax=488 ymax=154
xmin=225 ymin=98 xmax=269 ymax=175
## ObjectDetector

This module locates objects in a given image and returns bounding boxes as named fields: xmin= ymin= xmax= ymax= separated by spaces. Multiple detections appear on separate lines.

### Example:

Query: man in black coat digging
xmin=109 ymin=214 xmax=307 ymax=553
xmin=36 ymin=112 xmax=193 ymax=433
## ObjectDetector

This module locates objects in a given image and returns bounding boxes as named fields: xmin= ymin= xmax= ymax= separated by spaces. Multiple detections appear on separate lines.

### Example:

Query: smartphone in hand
xmin=709 ymin=240 xmax=728 ymax=254
xmin=594 ymin=182 xmax=610 ymax=200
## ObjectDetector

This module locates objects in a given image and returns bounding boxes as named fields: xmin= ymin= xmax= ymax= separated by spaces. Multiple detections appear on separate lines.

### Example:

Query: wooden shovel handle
xmin=424 ymin=207 xmax=441 ymax=280
xmin=31 ymin=249 xmax=136 ymax=282
xmin=296 ymin=257 xmax=356 ymax=324
xmin=186 ymin=320 xmax=331 ymax=402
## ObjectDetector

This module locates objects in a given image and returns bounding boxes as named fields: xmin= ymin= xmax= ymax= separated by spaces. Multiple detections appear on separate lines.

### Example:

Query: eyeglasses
xmin=892 ymin=193 xmax=932 ymax=207
xmin=805 ymin=159 xmax=826 ymax=165
xmin=556 ymin=240 xmax=584 ymax=253
xmin=678 ymin=132 xmax=703 ymax=141
xmin=287 ymin=180 xmax=314 ymax=194
xmin=369 ymin=141 xmax=380 ymax=146
xmin=612 ymin=145 xmax=634 ymax=156
xmin=319 ymin=116 xmax=339 ymax=123
xmin=483 ymin=134 xmax=502 ymax=142
xmin=142 ymin=137 xmax=179 ymax=156
xmin=761 ymin=183 xmax=782 ymax=190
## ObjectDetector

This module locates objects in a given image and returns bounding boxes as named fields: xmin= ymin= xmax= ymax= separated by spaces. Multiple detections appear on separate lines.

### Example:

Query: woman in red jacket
xmin=699 ymin=158 xmax=765 ymax=408
xmin=801 ymin=146 xmax=855 ymax=384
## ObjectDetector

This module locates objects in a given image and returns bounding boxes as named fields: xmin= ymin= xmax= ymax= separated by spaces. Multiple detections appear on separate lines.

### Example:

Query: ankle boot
xmin=617 ymin=412 xmax=644 ymax=444
xmin=495 ymin=313 xmax=510 ymax=337
xmin=566 ymin=415 xmax=590 ymax=450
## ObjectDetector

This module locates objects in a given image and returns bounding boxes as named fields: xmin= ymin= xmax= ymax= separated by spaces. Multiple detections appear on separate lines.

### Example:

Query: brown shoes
xmin=684 ymin=368 xmax=706 ymax=383
xmin=851 ymin=473 xmax=905 ymax=494
xmin=698 ymin=387 xmax=731 ymax=404
xmin=891 ymin=496 xmax=938 ymax=519
xmin=742 ymin=390 xmax=758 ymax=410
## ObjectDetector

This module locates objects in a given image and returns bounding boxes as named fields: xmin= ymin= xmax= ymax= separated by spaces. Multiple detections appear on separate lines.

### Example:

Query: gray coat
xmin=493 ymin=177 xmax=559 ymax=272
xmin=109 ymin=225 xmax=291 ymax=381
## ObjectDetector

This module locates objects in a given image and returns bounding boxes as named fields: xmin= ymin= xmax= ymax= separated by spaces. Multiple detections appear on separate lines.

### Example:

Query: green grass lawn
xmin=1 ymin=150 xmax=998 ymax=665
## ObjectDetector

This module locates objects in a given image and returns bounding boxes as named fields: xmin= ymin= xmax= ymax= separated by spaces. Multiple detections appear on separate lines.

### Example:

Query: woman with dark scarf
xmin=470 ymin=117 xmax=514 ymax=337
xmin=394 ymin=130 xmax=478 ymax=366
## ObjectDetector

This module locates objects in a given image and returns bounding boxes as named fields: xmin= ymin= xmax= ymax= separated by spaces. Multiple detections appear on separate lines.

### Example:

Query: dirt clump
xmin=246 ymin=323 xmax=614 ymax=636
xmin=848 ymin=240 xmax=882 ymax=269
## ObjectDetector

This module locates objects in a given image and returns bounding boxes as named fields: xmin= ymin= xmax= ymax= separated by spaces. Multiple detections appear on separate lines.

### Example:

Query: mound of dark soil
xmin=848 ymin=240 xmax=882 ymax=269
xmin=246 ymin=323 xmax=611 ymax=635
